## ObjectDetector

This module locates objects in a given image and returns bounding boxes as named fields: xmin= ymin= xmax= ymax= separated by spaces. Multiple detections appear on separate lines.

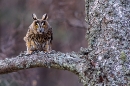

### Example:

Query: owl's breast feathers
xmin=28 ymin=29 xmax=52 ymax=44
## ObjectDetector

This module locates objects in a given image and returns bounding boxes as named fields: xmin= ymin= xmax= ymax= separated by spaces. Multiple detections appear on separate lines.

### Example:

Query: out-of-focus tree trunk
xmin=0 ymin=0 xmax=129 ymax=86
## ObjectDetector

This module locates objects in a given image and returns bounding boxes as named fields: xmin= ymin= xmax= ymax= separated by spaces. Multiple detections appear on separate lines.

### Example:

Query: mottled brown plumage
xmin=24 ymin=13 xmax=53 ymax=54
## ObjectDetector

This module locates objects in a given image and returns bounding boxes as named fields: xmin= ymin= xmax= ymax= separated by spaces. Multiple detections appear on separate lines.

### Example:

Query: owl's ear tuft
xmin=42 ymin=13 xmax=48 ymax=20
xmin=32 ymin=13 xmax=37 ymax=20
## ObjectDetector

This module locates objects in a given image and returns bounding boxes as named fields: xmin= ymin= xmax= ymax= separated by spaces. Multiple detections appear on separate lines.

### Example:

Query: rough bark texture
xmin=84 ymin=0 xmax=130 ymax=85
xmin=0 ymin=51 xmax=88 ymax=75
xmin=0 ymin=0 xmax=130 ymax=86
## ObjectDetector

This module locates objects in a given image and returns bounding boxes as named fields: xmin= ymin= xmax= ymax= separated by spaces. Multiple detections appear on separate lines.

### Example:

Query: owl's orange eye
xmin=36 ymin=23 xmax=39 ymax=25
xmin=35 ymin=22 xmax=39 ymax=27
xmin=35 ymin=24 xmax=38 ymax=28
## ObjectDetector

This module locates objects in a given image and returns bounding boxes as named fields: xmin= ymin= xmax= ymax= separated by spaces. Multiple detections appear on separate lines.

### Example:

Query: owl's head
xmin=30 ymin=13 xmax=51 ymax=34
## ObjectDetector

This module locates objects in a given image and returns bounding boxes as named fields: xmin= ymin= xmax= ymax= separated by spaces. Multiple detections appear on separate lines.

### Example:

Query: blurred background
xmin=0 ymin=0 xmax=87 ymax=86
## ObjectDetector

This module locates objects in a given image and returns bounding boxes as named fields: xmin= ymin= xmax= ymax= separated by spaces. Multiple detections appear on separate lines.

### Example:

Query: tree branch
xmin=0 ymin=51 xmax=87 ymax=75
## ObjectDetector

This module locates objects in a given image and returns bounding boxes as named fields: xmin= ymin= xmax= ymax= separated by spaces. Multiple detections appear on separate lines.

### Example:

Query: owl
xmin=24 ymin=13 xmax=53 ymax=54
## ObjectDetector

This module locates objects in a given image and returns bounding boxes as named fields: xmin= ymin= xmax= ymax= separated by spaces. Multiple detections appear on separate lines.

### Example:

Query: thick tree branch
xmin=0 ymin=51 xmax=87 ymax=75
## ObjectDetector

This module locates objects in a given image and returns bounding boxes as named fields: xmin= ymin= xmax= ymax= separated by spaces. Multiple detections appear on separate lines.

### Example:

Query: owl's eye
xmin=42 ymin=23 xmax=46 ymax=27
xmin=35 ymin=22 xmax=39 ymax=27
xmin=36 ymin=23 xmax=39 ymax=25
xmin=35 ymin=21 xmax=39 ymax=25
xmin=41 ymin=21 xmax=45 ymax=26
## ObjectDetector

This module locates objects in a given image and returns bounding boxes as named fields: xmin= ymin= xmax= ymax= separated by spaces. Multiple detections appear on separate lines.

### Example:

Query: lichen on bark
xmin=84 ymin=0 xmax=130 ymax=85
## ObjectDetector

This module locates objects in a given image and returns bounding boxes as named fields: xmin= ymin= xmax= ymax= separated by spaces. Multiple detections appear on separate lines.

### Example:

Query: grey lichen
xmin=0 ymin=50 xmax=90 ymax=86
xmin=84 ymin=0 xmax=130 ymax=85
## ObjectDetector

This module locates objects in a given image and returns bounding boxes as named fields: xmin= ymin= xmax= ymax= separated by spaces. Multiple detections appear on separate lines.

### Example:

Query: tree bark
xmin=0 ymin=51 xmax=88 ymax=74
xmin=0 ymin=0 xmax=130 ymax=86
xmin=84 ymin=0 xmax=130 ymax=85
